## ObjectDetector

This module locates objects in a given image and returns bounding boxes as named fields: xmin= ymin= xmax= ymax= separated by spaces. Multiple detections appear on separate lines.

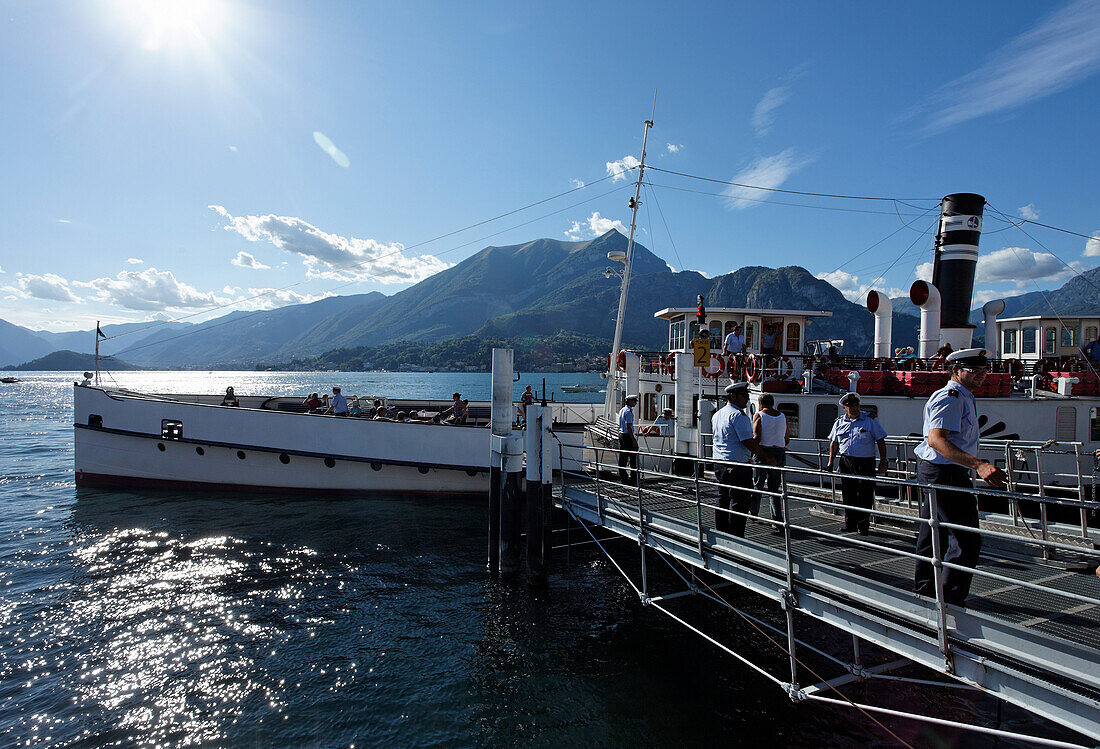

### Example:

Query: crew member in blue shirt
xmin=912 ymin=348 xmax=1005 ymax=605
xmin=617 ymin=393 xmax=639 ymax=484
xmin=825 ymin=393 xmax=887 ymax=535
xmin=711 ymin=382 xmax=774 ymax=537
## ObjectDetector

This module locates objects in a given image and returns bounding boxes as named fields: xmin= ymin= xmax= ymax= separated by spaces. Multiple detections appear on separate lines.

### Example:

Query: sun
xmin=118 ymin=0 xmax=226 ymax=51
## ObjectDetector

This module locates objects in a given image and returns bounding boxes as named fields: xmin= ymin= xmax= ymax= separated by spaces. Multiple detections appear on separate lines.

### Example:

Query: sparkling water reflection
xmin=0 ymin=372 xmax=1069 ymax=747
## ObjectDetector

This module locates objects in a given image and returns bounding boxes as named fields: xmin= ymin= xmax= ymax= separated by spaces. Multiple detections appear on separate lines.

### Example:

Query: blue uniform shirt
xmin=617 ymin=404 xmax=634 ymax=435
xmin=914 ymin=380 xmax=980 ymax=465
xmin=828 ymin=411 xmax=886 ymax=458
xmin=712 ymin=402 xmax=753 ymax=463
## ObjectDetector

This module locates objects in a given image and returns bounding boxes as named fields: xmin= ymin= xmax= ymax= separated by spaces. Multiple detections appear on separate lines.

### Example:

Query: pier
xmin=485 ymin=349 xmax=1100 ymax=747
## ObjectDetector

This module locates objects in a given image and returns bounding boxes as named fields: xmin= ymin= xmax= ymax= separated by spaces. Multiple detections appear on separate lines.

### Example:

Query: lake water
xmin=0 ymin=372 xmax=1063 ymax=747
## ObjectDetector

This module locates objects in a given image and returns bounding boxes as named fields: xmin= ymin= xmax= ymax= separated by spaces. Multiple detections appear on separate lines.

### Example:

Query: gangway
xmin=558 ymin=444 xmax=1100 ymax=747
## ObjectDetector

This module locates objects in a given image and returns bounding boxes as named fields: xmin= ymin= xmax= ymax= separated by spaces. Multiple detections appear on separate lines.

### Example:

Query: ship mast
xmin=604 ymin=110 xmax=653 ymax=416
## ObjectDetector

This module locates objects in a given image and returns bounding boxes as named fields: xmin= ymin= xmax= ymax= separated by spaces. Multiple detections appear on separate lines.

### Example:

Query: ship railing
xmin=559 ymin=443 xmax=1100 ymax=740
xmin=767 ymin=436 xmax=1095 ymax=548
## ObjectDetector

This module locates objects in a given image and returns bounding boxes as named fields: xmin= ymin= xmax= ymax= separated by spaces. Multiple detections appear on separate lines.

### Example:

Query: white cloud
xmin=231 ymin=251 xmax=270 ymax=270
xmin=570 ymin=178 xmax=585 ymax=189
xmin=56 ymin=219 xmax=71 ymax=224
xmin=1017 ymin=203 xmax=1039 ymax=220
xmin=209 ymin=205 xmax=452 ymax=284
xmin=75 ymin=267 xmax=228 ymax=311
xmin=921 ymin=0 xmax=1100 ymax=133
xmin=238 ymin=288 xmax=333 ymax=310
xmin=15 ymin=272 xmax=79 ymax=302
xmin=127 ymin=257 xmax=143 ymax=265
xmin=313 ymin=131 xmax=350 ymax=169
xmin=752 ymin=86 xmax=792 ymax=136
xmin=665 ymin=143 xmax=682 ymax=153
xmin=975 ymin=246 xmax=1078 ymax=285
xmin=1084 ymin=231 xmax=1100 ymax=257
xmin=971 ymin=287 xmax=1011 ymax=308
xmin=815 ymin=269 xmax=905 ymax=303
xmin=915 ymin=262 xmax=933 ymax=282
xmin=564 ymin=212 xmax=628 ymax=240
xmin=0 ymin=265 xmax=4 ymax=274
xmin=228 ymin=145 xmax=238 ymax=152
xmin=722 ymin=149 xmax=811 ymax=210
xmin=606 ymin=155 xmax=640 ymax=181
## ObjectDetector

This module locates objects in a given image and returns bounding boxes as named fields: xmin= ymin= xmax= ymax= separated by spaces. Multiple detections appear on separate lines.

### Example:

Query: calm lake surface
xmin=0 ymin=372 xmax=1064 ymax=747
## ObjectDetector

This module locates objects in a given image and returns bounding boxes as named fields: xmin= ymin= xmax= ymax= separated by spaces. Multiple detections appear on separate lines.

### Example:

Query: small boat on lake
xmin=560 ymin=384 xmax=600 ymax=393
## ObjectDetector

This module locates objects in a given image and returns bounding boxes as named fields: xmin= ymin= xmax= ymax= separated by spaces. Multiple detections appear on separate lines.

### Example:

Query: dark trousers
xmin=752 ymin=447 xmax=786 ymax=521
xmin=618 ymin=433 xmax=638 ymax=484
xmin=839 ymin=455 xmax=876 ymax=532
xmin=914 ymin=461 xmax=982 ymax=606
xmin=715 ymin=464 xmax=753 ymax=537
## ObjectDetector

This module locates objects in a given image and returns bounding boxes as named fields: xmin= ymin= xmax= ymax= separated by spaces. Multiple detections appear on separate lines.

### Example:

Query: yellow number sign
xmin=693 ymin=339 xmax=711 ymax=368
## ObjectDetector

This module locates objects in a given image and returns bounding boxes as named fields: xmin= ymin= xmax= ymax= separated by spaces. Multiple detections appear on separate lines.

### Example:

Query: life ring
xmin=637 ymin=354 xmax=648 ymax=374
xmin=745 ymin=354 xmax=761 ymax=383
xmin=640 ymin=425 xmax=661 ymax=436
xmin=1035 ymin=358 xmax=1055 ymax=375
xmin=775 ymin=356 xmax=793 ymax=380
xmin=616 ymin=351 xmax=627 ymax=371
xmin=701 ymin=353 xmax=725 ymax=379
xmin=726 ymin=354 xmax=741 ymax=380
xmin=663 ymin=354 xmax=675 ymax=376
xmin=1004 ymin=358 xmax=1022 ymax=378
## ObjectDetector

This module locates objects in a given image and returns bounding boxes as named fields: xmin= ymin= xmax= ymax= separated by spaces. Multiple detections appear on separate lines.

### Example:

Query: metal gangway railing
xmin=558 ymin=442 xmax=1100 ymax=747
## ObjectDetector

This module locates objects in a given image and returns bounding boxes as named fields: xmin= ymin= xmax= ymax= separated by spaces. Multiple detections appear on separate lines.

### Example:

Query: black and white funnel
xmin=931 ymin=192 xmax=985 ymax=350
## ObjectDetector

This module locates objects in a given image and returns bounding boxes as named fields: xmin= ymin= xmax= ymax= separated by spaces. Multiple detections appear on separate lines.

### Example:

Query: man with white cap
xmin=913 ymin=347 xmax=1005 ymax=605
xmin=617 ymin=393 xmax=639 ymax=484
xmin=711 ymin=382 xmax=774 ymax=537
xmin=826 ymin=392 xmax=888 ymax=535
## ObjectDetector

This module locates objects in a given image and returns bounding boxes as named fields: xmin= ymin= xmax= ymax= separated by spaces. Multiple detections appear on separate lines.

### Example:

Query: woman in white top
xmin=751 ymin=393 xmax=790 ymax=525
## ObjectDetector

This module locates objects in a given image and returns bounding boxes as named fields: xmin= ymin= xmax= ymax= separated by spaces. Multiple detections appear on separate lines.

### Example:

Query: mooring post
xmin=526 ymin=403 xmax=553 ymax=586
xmin=500 ymin=432 xmax=524 ymax=578
xmin=489 ymin=348 xmax=514 ymax=574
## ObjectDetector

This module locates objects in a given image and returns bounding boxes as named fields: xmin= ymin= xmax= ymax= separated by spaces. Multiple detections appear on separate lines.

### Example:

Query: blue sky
xmin=1 ymin=0 xmax=1098 ymax=332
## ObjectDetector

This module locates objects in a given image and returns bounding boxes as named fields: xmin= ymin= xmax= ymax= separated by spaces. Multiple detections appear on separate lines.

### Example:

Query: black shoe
xmin=840 ymin=525 xmax=858 ymax=534
xmin=857 ymin=526 xmax=869 ymax=536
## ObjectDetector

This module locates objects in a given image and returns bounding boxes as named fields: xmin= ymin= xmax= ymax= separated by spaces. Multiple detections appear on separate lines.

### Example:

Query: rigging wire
xmin=644 ymin=182 xmax=929 ymax=217
xmin=645 ymin=165 xmax=938 ymax=204
xmin=985 ymin=203 xmax=1100 ymax=297
xmin=102 ymin=166 xmax=639 ymax=344
xmin=106 ymin=183 xmax=635 ymax=360
xmin=646 ymin=185 xmax=686 ymax=274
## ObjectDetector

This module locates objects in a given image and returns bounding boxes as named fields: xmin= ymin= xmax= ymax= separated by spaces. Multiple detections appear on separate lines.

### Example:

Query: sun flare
xmin=118 ymin=0 xmax=225 ymax=51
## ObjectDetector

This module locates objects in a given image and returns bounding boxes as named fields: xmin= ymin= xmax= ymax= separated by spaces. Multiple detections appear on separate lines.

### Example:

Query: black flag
xmin=96 ymin=324 xmax=107 ymax=339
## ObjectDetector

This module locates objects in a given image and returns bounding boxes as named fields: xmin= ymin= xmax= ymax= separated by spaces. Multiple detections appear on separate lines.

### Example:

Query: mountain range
xmin=1 ymin=230 xmax=1096 ymax=368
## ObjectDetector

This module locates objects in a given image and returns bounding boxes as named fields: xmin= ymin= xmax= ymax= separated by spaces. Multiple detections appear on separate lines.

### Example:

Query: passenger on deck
xmin=913 ymin=348 xmax=1005 ymax=606
xmin=751 ymin=394 xmax=789 ymax=526
xmin=652 ymin=408 xmax=675 ymax=436
xmin=722 ymin=324 xmax=745 ymax=359
xmin=520 ymin=385 xmax=535 ymax=408
xmin=348 ymin=397 xmax=362 ymax=416
xmin=221 ymin=387 xmax=239 ymax=407
xmin=441 ymin=393 xmax=468 ymax=424
xmin=373 ymin=404 xmax=395 ymax=421
xmin=711 ymin=382 xmax=774 ymax=537
xmin=303 ymin=393 xmax=323 ymax=412
xmin=79 ymin=372 xmax=94 ymax=387
xmin=696 ymin=295 xmax=706 ymax=326
xmin=1082 ymin=335 xmax=1100 ymax=365
xmin=617 ymin=394 xmax=639 ymax=484
xmin=825 ymin=393 xmax=888 ymax=536
xmin=325 ymin=386 xmax=348 ymax=416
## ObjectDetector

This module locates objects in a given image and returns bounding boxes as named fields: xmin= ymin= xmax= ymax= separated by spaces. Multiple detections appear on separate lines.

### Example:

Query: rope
xmin=645 ymin=165 xmax=937 ymax=203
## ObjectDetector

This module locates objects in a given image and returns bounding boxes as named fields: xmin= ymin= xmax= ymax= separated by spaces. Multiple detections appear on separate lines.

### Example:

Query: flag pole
xmin=95 ymin=321 xmax=100 ymax=385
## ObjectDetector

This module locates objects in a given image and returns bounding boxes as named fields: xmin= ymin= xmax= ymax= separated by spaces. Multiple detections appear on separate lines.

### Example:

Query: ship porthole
xmin=370 ymin=462 xmax=382 ymax=471
xmin=279 ymin=453 xmax=290 ymax=464
xmin=157 ymin=442 xmax=166 ymax=452
xmin=237 ymin=450 xmax=246 ymax=460
xmin=418 ymin=466 xmax=430 ymax=475
xmin=324 ymin=457 xmax=336 ymax=468
xmin=196 ymin=446 xmax=205 ymax=456
xmin=466 ymin=469 xmax=478 ymax=477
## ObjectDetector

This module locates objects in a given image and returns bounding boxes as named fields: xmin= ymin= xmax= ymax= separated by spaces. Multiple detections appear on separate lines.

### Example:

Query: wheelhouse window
xmin=1002 ymin=329 xmax=1017 ymax=354
xmin=1043 ymin=327 xmax=1057 ymax=355
xmin=724 ymin=321 xmax=737 ymax=337
xmin=642 ymin=393 xmax=657 ymax=421
xmin=744 ymin=321 xmax=758 ymax=350
xmin=669 ymin=318 xmax=685 ymax=351
xmin=1062 ymin=326 xmax=1077 ymax=347
xmin=785 ymin=322 xmax=801 ymax=353
xmin=1022 ymin=327 xmax=1037 ymax=354
xmin=709 ymin=321 xmax=722 ymax=342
